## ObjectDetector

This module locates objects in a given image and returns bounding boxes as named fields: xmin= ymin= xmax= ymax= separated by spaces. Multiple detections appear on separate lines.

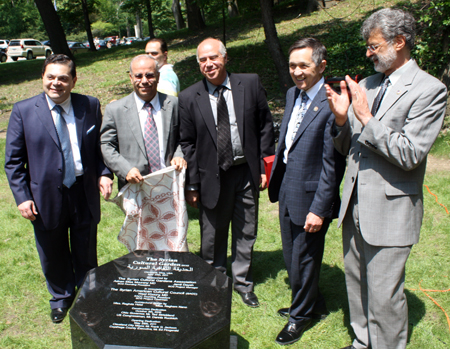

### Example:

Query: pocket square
xmin=86 ymin=125 xmax=95 ymax=134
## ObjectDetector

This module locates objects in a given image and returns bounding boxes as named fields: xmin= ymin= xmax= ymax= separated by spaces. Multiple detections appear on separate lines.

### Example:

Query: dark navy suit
xmin=269 ymin=85 xmax=344 ymax=322
xmin=5 ymin=92 xmax=111 ymax=309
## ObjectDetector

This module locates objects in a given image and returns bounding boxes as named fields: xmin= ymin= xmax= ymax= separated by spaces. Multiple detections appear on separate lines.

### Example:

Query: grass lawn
xmin=0 ymin=0 xmax=449 ymax=347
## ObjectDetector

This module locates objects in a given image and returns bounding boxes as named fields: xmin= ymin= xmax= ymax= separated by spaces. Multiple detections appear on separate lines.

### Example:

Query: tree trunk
xmin=306 ymin=0 xmax=318 ymax=13
xmin=80 ymin=0 xmax=96 ymax=52
xmin=145 ymin=0 xmax=155 ymax=38
xmin=228 ymin=0 xmax=239 ymax=18
xmin=34 ymin=0 xmax=72 ymax=58
xmin=185 ymin=0 xmax=205 ymax=30
xmin=259 ymin=0 xmax=291 ymax=93
xmin=135 ymin=13 xmax=142 ymax=38
xmin=171 ymin=0 xmax=185 ymax=30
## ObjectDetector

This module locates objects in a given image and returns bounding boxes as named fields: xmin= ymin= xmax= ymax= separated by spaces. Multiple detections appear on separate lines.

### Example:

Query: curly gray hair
xmin=361 ymin=8 xmax=415 ymax=50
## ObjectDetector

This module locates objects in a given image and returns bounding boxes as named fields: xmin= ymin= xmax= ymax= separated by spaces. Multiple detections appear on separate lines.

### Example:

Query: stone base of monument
xmin=70 ymin=251 xmax=232 ymax=349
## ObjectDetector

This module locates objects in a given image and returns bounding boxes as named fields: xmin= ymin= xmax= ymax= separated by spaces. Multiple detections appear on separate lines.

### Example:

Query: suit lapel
xmin=229 ymin=74 xmax=245 ymax=147
xmin=277 ymin=87 xmax=299 ymax=155
xmin=35 ymin=92 xmax=60 ymax=148
xmin=124 ymin=93 xmax=147 ymax=157
xmin=292 ymin=86 xmax=327 ymax=144
xmin=195 ymin=79 xmax=217 ymax=147
xmin=159 ymin=93 xmax=172 ymax=154
xmin=71 ymin=93 xmax=85 ymax=150
xmin=375 ymin=62 xmax=419 ymax=120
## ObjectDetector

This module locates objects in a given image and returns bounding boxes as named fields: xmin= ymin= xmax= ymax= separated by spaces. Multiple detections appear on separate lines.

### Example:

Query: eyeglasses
xmin=133 ymin=73 xmax=157 ymax=81
xmin=365 ymin=43 xmax=382 ymax=53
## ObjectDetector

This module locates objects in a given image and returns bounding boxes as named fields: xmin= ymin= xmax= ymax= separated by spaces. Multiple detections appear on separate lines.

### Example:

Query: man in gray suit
xmin=101 ymin=54 xmax=186 ymax=189
xmin=325 ymin=8 xmax=447 ymax=349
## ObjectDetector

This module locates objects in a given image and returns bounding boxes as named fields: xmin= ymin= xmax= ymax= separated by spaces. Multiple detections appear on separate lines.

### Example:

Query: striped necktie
xmin=143 ymin=102 xmax=161 ymax=172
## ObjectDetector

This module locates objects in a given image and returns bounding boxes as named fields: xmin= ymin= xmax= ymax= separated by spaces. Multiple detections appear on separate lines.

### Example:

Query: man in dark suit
xmin=100 ymin=54 xmax=185 ymax=190
xmin=5 ymin=54 xmax=113 ymax=323
xmin=268 ymin=38 xmax=344 ymax=345
xmin=179 ymin=38 xmax=274 ymax=307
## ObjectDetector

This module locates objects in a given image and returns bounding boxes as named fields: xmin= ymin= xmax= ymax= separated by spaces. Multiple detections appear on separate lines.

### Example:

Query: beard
xmin=371 ymin=44 xmax=397 ymax=73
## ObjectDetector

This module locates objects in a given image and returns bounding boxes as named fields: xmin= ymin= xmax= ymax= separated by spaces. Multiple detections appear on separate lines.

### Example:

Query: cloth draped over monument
xmin=111 ymin=166 xmax=188 ymax=252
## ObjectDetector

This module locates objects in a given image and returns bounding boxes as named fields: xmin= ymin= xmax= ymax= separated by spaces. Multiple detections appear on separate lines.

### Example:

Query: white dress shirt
xmin=46 ymin=94 xmax=83 ymax=176
xmin=283 ymin=77 xmax=324 ymax=163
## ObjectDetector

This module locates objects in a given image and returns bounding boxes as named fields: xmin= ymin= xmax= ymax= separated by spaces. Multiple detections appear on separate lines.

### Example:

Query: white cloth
xmin=134 ymin=92 xmax=166 ymax=169
xmin=112 ymin=166 xmax=188 ymax=252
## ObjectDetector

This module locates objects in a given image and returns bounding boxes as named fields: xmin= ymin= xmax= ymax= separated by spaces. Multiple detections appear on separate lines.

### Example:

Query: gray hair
xmin=361 ymin=8 xmax=415 ymax=50
xmin=129 ymin=54 xmax=160 ymax=74
xmin=196 ymin=38 xmax=227 ymax=63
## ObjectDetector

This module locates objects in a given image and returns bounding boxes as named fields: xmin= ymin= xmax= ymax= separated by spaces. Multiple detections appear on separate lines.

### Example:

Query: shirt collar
xmin=206 ymin=74 xmax=231 ymax=95
xmin=45 ymin=93 xmax=72 ymax=114
xmin=299 ymin=77 xmax=324 ymax=102
xmin=134 ymin=92 xmax=160 ymax=111
xmin=386 ymin=58 xmax=414 ymax=87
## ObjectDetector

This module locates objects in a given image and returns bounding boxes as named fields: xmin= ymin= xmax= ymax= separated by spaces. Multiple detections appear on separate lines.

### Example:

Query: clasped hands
xmin=324 ymin=75 xmax=373 ymax=127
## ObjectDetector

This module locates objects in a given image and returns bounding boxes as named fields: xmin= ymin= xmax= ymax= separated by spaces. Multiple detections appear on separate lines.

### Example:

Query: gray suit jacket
xmin=334 ymin=60 xmax=447 ymax=247
xmin=100 ymin=92 xmax=183 ymax=189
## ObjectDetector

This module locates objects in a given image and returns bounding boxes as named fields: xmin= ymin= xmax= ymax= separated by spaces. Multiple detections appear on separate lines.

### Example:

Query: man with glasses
xmin=100 ymin=54 xmax=185 ymax=191
xmin=325 ymin=8 xmax=447 ymax=349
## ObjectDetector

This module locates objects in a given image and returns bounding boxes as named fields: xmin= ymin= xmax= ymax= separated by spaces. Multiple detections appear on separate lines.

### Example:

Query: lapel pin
xmin=314 ymin=106 xmax=318 ymax=112
xmin=397 ymin=90 xmax=402 ymax=94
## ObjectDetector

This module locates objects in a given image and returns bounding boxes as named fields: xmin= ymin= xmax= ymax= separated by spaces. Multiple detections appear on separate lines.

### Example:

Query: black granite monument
xmin=70 ymin=251 xmax=232 ymax=349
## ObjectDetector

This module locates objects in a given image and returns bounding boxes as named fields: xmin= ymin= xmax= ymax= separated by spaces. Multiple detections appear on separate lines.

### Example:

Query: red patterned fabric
xmin=112 ymin=167 xmax=188 ymax=252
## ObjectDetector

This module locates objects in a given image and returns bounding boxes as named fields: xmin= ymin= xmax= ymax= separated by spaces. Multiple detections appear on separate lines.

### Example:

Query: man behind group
xmin=5 ymin=54 xmax=113 ymax=323
xmin=179 ymin=38 xmax=274 ymax=307
xmin=325 ymin=8 xmax=447 ymax=349
xmin=100 ymin=54 xmax=185 ymax=191
xmin=268 ymin=38 xmax=344 ymax=345
xmin=145 ymin=38 xmax=180 ymax=97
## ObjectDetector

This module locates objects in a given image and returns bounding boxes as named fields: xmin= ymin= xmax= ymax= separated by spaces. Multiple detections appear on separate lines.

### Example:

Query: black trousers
xmin=33 ymin=178 xmax=98 ymax=309
xmin=199 ymin=163 xmax=258 ymax=293
xmin=280 ymin=204 xmax=329 ymax=323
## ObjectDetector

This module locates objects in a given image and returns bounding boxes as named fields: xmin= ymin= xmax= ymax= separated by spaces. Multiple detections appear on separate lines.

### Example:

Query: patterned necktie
xmin=53 ymin=105 xmax=76 ymax=188
xmin=371 ymin=76 xmax=390 ymax=116
xmin=291 ymin=91 xmax=309 ymax=141
xmin=143 ymin=102 xmax=161 ymax=172
xmin=216 ymin=85 xmax=233 ymax=171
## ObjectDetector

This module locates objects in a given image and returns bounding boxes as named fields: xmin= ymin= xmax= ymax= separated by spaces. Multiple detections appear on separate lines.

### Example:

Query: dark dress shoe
xmin=275 ymin=320 xmax=311 ymax=345
xmin=278 ymin=307 xmax=289 ymax=317
xmin=51 ymin=307 xmax=68 ymax=323
xmin=236 ymin=291 xmax=259 ymax=307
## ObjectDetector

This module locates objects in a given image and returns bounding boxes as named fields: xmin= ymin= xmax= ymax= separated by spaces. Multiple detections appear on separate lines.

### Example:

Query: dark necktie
xmin=371 ymin=76 xmax=390 ymax=116
xmin=291 ymin=91 xmax=309 ymax=141
xmin=53 ymin=105 xmax=76 ymax=188
xmin=143 ymin=102 xmax=161 ymax=172
xmin=216 ymin=86 xmax=233 ymax=171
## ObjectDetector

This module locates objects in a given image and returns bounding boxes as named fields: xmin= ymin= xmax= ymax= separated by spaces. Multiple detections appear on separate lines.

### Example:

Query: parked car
xmin=68 ymin=41 xmax=89 ymax=54
xmin=0 ymin=48 xmax=7 ymax=63
xmin=96 ymin=39 xmax=108 ymax=50
xmin=125 ymin=37 xmax=141 ymax=45
xmin=0 ymin=39 xmax=9 ymax=50
xmin=7 ymin=39 xmax=52 ymax=61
